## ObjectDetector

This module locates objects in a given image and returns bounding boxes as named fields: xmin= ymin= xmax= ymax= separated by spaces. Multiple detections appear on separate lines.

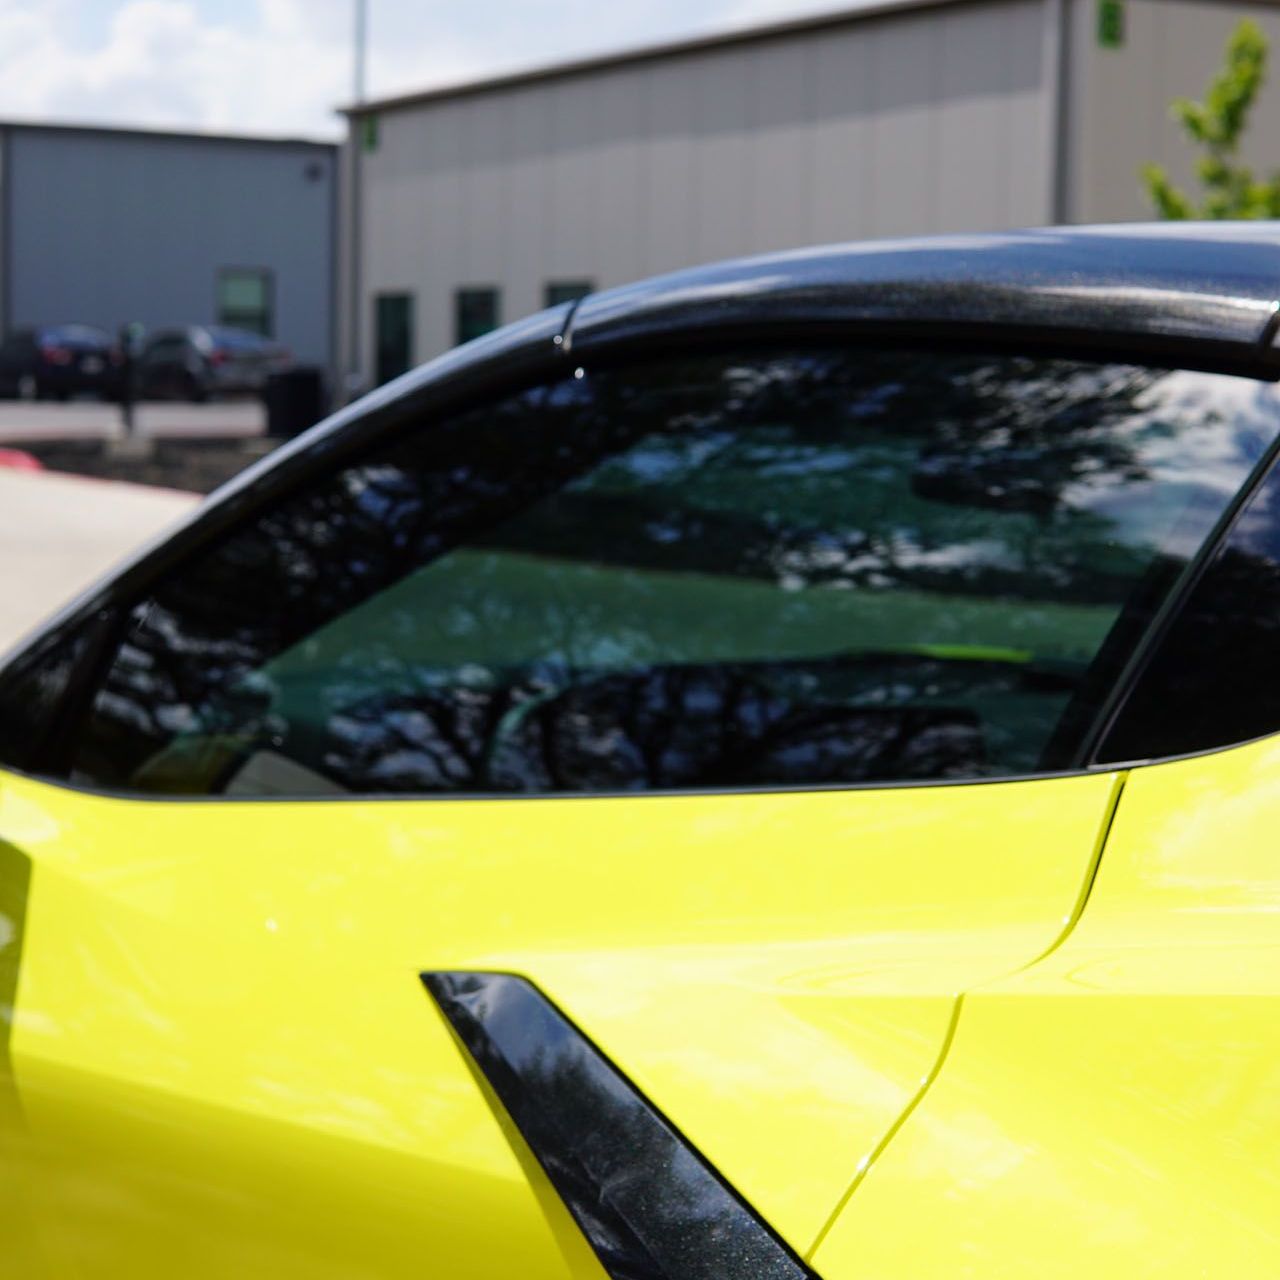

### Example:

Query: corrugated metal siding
xmin=1067 ymin=0 xmax=1280 ymax=224
xmin=7 ymin=129 xmax=336 ymax=366
xmin=358 ymin=0 xmax=1050 ymax=369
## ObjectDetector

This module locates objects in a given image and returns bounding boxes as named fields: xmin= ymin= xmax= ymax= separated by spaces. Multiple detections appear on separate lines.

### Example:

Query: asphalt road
xmin=0 ymin=399 xmax=265 ymax=442
xmin=0 ymin=470 xmax=200 ymax=657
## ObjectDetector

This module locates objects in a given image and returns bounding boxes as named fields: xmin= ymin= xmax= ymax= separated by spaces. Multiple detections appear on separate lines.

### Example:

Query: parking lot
xmin=0 ymin=398 xmax=266 ymax=442
xmin=0 ymin=467 xmax=199 ymax=653
xmin=0 ymin=400 xmax=271 ymax=651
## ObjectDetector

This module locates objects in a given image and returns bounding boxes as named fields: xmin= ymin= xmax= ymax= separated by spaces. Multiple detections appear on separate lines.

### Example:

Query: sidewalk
xmin=0 ymin=469 xmax=199 ymax=656
xmin=0 ymin=399 xmax=265 ymax=443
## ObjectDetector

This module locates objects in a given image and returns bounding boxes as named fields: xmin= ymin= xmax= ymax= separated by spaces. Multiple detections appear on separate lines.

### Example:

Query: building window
xmin=455 ymin=288 xmax=500 ymax=346
xmin=217 ymin=268 xmax=274 ymax=336
xmin=544 ymin=281 xmax=594 ymax=308
xmin=375 ymin=293 xmax=414 ymax=386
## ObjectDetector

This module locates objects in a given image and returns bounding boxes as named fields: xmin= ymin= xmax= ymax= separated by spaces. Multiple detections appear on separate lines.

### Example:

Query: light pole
xmin=347 ymin=0 xmax=369 ymax=404
xmin=354 ymin=0 xmax=368 ymax=103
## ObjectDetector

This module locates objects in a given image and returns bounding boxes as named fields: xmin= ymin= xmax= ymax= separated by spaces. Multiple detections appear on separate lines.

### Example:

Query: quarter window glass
xmin=1099 ymin=449 xmax=1280 ymax=763
xmin=67 ymin=350 xmax=1280 ymax=796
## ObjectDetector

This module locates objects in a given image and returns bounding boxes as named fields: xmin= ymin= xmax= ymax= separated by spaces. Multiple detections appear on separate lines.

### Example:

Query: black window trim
xmin=6 ymin=316 xmax=1280 ymax=802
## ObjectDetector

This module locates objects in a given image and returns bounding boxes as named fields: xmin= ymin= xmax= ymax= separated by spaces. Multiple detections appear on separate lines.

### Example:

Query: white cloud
xmin=0 ymin=0 xmax=349 ymax=136
xmin=0 ymin=0 xmax=840 ymax=139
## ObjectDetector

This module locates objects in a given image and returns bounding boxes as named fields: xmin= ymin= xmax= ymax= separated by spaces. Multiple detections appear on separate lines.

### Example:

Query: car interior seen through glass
xmin=24 ymin=347 xmax=1280 ymax=797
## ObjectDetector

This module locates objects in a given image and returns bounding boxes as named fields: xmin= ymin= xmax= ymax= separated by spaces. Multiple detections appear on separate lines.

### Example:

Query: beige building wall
xmin=356 ymin=0 xmax=1051 ymax=374
xmin=1065 ymin=0 xmax=1280 ymax=223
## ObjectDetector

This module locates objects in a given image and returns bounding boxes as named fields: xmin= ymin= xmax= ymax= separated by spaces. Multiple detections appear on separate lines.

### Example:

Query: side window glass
xmin=59 ymin=350 xmax=1280 ymax=797
xmin=1099 ymin=453 xmax=1280 ymax=763
xmin=0 ymin=622 xmax=102 ymax=773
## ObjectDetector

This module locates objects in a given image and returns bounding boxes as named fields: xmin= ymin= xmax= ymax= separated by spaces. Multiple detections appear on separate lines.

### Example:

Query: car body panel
xmin=812 ymin=735 xmax=1280 ymax=1277
xmin=1 ymin=766 xmax=1121 ymax=1272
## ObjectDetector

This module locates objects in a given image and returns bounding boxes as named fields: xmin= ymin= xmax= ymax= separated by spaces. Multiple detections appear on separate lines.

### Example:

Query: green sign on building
xmin=1098 ymin=0 xmax=1126 ymax=49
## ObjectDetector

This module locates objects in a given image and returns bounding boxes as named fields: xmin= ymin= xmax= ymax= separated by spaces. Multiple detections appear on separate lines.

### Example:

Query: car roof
xmin=205 ymin=326 xmax=273 ymax=348
xmin=40 ymin=324 xmax=111 ymax=346
xmin=3 ymin=325 xmax=108 ymax=345
xmin=568 ymin=222 xmax=1280 ymax=375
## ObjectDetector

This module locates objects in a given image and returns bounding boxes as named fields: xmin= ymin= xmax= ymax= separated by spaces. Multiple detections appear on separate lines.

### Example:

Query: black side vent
xmin=423 ymin=971 xmax=815 ymax=1280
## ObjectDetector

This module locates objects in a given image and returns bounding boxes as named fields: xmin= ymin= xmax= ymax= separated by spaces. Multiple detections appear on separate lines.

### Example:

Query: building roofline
xmin=339 ymin=0 xmax=978 ymax=117
xmin=0 ymin=117 xmax=336 ymax=150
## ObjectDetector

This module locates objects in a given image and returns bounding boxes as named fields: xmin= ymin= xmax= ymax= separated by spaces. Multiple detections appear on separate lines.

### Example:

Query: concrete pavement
xmin=0 ymin=399 xmax=265 ymax=442
xmin=0 ymin=469 xmax=199 ymax=656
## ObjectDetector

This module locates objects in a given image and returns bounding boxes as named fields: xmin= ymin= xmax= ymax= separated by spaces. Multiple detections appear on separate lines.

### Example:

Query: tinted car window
xmin=1099 ymin=448 xmax=1280 ymax=763
xmin=141 ymin=337 xmax=188 ymax=363
xmin=44 ymin=349 xmax=1280 ymax=795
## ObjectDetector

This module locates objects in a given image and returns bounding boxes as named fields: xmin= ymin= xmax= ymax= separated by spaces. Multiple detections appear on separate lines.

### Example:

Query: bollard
xmin=117 ymin=321 xmax=145 ymax=437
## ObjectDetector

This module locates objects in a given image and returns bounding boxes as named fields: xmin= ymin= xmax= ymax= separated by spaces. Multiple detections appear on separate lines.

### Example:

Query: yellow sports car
xmin=1 ymin=224 xmax=1278 ymax=1277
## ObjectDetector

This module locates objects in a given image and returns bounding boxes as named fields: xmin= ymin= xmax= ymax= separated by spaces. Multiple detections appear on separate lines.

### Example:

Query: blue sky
xmin=0 ymin=1 xmax=845 ymax=138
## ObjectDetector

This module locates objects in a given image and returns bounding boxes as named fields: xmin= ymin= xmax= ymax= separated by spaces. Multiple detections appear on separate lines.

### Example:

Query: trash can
xmin=264 ymin=366 xmax=327 ymax=439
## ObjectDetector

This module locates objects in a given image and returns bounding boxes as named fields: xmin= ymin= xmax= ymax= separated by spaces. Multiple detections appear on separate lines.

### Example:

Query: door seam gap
xmin=803 ymin=771 xmax=1129 ymax=1261
xmin=804 ymin=993 xmax=964 ymax=1264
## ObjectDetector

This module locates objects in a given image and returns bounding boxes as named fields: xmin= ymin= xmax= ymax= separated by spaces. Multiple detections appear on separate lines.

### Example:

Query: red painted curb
xmin=0 ymin=448 xmax=43 ymax=472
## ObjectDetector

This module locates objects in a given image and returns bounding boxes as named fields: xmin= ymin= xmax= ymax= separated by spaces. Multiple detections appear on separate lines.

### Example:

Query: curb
xmin=0 ymin=448 xmax=43 ymax=472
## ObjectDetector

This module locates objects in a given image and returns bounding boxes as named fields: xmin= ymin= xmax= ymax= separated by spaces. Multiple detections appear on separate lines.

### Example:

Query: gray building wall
xmin=1065 ymin=0 xmax=1280 ymax=223
xmin=354 ymin=0 xmax=1051 ymax=375
xmin=0 ymin=131 xmax=8 ymax=351
xmin=3 ymin=126 xmax=337 ymax=368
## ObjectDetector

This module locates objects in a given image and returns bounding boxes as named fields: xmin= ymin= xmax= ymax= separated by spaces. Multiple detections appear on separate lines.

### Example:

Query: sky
xmin=0 ymin=0 xmax=849 ymax=140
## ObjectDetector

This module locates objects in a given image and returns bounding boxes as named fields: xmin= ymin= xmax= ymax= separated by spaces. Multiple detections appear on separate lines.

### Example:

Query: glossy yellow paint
xmin=815 ymin=736 xmax=1280 ymax=1278
xmin=0 ymin=767 xmax=1122 ymax=1275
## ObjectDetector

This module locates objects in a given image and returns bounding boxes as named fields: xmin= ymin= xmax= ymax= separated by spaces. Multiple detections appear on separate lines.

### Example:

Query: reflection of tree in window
xmin=1101 ymin=464 xmax=1280 ymax=761
xmin=70 ymin=350 xmax=1280 ymax=796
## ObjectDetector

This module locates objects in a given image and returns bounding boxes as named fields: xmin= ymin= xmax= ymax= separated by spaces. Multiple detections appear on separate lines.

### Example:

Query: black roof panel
xmin=569 ymin=223 xmax=1280 ymax=374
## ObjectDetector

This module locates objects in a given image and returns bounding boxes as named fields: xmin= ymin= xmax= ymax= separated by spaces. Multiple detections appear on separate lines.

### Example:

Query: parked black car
xmin=0 ymin=325 xmax=122 ymax=401
xmin=136 ymin=325 xmax=291 ymax=401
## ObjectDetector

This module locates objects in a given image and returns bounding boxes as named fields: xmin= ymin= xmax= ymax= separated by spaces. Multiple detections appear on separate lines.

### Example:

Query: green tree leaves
xmin=1142 ymin=20 xmax=1280 ymax=220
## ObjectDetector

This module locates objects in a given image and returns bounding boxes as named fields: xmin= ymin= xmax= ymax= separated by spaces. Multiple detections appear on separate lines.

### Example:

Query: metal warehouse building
xmin=0 ymin=122 xmax=337 ymax=369
xmin=341 ymin=0 xmax=1280 ymax=386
